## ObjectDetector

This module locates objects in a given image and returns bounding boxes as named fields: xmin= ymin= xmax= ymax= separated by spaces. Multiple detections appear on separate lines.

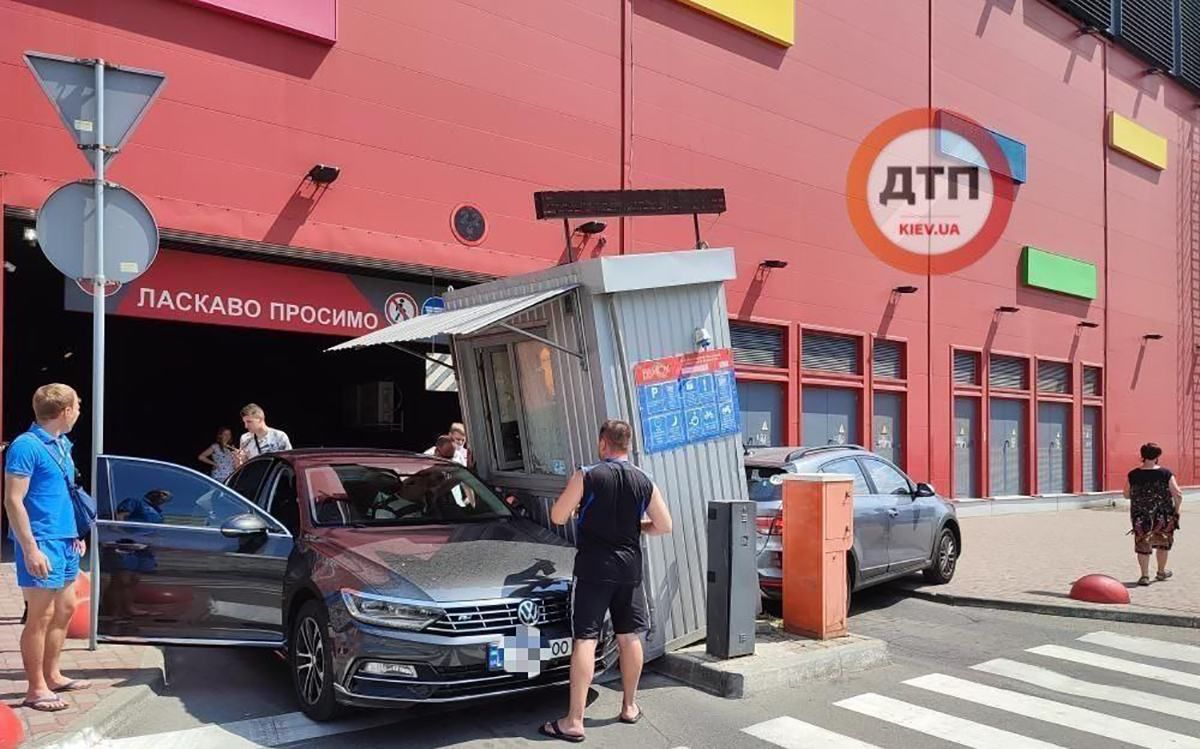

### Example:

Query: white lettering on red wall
xmin=65 ymin=249 xmax=439 ymax=339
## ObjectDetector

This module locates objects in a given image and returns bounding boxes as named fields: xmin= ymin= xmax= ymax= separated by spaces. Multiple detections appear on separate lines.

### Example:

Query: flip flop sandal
xmin=1138 ymin=576 xmax=1151 ymax=586
xmin=619 ymin=709 xmax=643 ymax=725
xmin=21 ymin=696 xmax=69 ymax=713
xmin=51 ymin=680 xmax=91 ymax=692
xmin=1156 ymin=570 xmax=1174 ymax=581
xmin=538 ymin=720 xmax=585 ymax=743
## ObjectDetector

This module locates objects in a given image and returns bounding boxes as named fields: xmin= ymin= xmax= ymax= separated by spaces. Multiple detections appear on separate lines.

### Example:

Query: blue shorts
xmin=14 ymin=538 xmax=80 ymax=590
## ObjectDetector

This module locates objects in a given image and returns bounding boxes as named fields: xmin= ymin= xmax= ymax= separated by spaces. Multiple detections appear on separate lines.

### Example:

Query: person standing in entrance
xmin=238 ymin=404 xmax=292 ymax=460
xmin=4 ymin=384 xmax=91 ymax=713
xmin=197 ymin=427 xmax=238 ymax=482
xmin=539 ymin=420 xmax=672 ymax=743
xmin=1124 ymin=442 xmax=1183 ymax=586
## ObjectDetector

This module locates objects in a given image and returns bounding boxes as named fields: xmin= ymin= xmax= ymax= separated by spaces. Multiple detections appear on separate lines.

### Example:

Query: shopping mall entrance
xmin=2 ymin=218 xmax=461 ymax=480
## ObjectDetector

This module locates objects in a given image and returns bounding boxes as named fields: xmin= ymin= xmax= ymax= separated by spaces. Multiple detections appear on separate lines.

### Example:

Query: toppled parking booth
xmin=331 ymin=248 xmax=748 ymax=659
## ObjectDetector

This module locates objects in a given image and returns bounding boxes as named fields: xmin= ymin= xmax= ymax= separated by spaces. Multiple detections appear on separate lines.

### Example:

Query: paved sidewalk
xmin=901 ymin=506 xmax=1199 ymax=625
xmin=0 ymin=562 xmax=163 ymax=747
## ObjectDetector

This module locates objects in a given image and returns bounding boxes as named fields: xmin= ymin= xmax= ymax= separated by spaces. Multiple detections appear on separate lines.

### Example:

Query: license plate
xmin=488 ymin=627 xmax=573 ymax=676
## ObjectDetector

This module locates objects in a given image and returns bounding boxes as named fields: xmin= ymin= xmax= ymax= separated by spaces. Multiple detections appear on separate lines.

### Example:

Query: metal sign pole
xmin=88 ymin=58 xmax=106 ymax=652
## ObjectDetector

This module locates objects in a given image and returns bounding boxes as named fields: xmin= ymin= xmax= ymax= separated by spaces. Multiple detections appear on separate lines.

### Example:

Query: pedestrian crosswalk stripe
xmin=905 ymin=673 xmax=1200 ymax=749
xmin=1029 ymin=644 xmax=1200 ymax=691
xmin=973 ymin=658 xmax=1200 ymax=724
xmin=742 ymin=716 xmax=881 ymax=749
xmin=1079 ymin=631 xmax=1200 ymax=666
xmin=835 ymin=692 xmax=1065 ymax=749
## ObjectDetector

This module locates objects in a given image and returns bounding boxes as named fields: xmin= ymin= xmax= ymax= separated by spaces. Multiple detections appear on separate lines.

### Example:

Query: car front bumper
xmin=330 ymin=620 xmax=618 ymax=706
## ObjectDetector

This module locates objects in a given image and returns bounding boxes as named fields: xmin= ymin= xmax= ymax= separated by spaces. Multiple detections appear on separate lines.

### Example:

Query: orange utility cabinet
xmin=780 ymin=473 xmax=854 ymax=639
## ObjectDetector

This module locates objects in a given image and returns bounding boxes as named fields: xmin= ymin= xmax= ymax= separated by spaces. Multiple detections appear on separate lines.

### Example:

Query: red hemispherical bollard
xmin=1069 ymin=574 xmax=1131 ymax=604
xmin=67 ymin=572 xmax=91 ymax=640
xmin=0 ymin=703 xmax=25 ymax=749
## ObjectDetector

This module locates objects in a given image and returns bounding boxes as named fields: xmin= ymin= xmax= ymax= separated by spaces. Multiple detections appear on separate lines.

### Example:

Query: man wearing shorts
xmin=540 ymin=420 xmax=672 ymax=743
xmin=4 ymin=384 xmax=90 ymax=713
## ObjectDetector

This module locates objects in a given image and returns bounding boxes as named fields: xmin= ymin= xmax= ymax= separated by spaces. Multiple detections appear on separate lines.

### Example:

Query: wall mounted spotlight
xmin=759 ymin=259 xmax=788 ymax=269
xmin=996 ymin=305 xmax=1020 ymax=314
xmin=1077 ymin=321 xmax=1099 ymax=329
xmin=574 ymin=221 xmax=607 ymax=235
xmin=1143 ymin=333 xmax=1164 ymax=341
xmin=893 ymin=285 xmax=919 ymax=294
xmin=307 ymin=164 xmax=341 ymax=184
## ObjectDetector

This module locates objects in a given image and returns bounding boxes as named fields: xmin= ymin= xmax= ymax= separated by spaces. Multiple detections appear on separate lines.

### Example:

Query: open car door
xmin=95 ymin=456 xmax=293 ymax=646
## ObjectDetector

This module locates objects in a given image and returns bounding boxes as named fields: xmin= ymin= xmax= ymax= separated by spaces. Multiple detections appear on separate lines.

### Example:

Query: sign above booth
xmin=635 ymin=349 xmax=741 ymax=454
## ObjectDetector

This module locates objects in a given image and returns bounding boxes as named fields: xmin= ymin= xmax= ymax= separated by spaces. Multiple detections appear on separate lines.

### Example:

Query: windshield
xmin=304 ymin=460 xmax=513 ymax=527
xmin=746 ymin=466 xmax=785 ymax=502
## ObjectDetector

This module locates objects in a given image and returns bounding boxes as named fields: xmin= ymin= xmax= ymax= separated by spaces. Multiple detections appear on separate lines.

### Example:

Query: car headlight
xmin=340 ymin=589 xmax=444 ymax=631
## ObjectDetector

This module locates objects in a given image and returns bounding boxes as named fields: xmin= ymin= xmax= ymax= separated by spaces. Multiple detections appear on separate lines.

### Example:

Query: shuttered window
xmin=989 ymin=354 xmax=1029 ymax=390
xmin=1083 ymin=366 xmax=1103 ymax=396
xmin=730 ymin=322 xmax=785 ymax=368
xmin=1049 ymin=0 xmax=1114 ymax=31
xmin=873 ymin=339 xmax=905 ymax=380
xmin=802 ymin=332 xmax=860 ymax=374
xmin=1182 ymin=0 xmax=1200 ymax=90
xmin=954 ymin=350 xmax=981 ymax=386
xmin=1037 ymin=361 xmax=1071 ymax=394
xmin=1118 ymin=0 xmax=1176 ymax=73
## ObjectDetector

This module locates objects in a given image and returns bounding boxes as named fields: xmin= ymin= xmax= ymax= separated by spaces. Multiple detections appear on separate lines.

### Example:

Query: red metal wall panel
xmin=1 ymin=0 xmax=1197 ymax=490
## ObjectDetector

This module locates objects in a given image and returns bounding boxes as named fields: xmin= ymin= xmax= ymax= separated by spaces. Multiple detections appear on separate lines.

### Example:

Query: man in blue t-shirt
xmin=4 ymin=384 xmax=91 ymax=713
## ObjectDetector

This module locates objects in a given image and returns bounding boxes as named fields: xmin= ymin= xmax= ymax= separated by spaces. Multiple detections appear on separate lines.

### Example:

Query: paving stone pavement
xmin=902 ymin=506 xmax=1199 ymax=620
xmin=0 ymin=562 xmax=161 ymax=746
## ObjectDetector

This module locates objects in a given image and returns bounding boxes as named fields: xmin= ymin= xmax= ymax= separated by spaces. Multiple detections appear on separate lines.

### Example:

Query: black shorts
xmin=571 ymin=579 xmax=648 ymax=640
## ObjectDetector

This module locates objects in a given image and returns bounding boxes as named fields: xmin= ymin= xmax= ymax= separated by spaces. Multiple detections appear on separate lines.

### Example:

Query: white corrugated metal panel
xmin=327 ymin=286 xmax=578 ymax=351
xmin=609 ymin=283 xmax=746 ymax=657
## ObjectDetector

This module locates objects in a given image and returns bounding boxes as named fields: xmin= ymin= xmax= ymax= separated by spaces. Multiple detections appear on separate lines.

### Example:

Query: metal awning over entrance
xmin=327 ymin=285 xmax=581 ymax=361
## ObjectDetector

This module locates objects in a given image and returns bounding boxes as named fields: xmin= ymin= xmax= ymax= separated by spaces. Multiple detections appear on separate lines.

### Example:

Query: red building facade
xmin=1 ymin=0 xmax=1196 ymax=496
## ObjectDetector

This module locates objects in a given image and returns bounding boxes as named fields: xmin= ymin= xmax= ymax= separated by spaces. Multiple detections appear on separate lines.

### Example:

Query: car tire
xmin=846 ymin=566 xmax=854 ymax=617
xmin=291 ymin=600 xmax=343 ymax=721
xmin=923 ymin=527 xmax=959 ymax=584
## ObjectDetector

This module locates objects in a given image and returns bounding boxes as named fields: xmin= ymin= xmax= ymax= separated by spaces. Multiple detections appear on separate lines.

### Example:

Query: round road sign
xmin=36 ymin=181 xmax=159 ymax=284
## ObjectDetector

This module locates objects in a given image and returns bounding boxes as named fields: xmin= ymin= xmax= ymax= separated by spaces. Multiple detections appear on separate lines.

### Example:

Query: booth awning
xmin=327 ymin=285 xmax=578 ymax=352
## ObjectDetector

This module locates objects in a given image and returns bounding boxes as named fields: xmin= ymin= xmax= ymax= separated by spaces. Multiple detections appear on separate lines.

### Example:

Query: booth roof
xmin=326 ymin=285 xmax=577 ymax=352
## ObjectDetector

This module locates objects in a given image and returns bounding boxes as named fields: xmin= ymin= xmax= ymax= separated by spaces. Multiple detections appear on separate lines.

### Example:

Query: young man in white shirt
xmin=238 ymin=403 xmax=292 ymax=460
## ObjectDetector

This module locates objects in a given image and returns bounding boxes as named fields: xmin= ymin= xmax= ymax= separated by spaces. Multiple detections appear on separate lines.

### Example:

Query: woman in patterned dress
xmin=198 ymin=427 xmax=239 ymax=483
xmin=1123 ymin=443 xmax=1183 ymax=586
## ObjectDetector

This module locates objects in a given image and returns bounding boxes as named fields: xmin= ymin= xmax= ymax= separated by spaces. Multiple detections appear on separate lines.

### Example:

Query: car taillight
xmin=755 ymin=515 xmax=782 ymax=535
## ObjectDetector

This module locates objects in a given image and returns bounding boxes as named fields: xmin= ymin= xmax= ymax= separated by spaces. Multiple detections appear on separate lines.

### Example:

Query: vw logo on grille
xmin=516 ymin=599 xmax=539 ymax=626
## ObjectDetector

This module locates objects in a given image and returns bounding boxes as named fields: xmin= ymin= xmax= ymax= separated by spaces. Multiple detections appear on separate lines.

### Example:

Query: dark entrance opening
xmin=3 ymin=218 xmax=460 ymax=485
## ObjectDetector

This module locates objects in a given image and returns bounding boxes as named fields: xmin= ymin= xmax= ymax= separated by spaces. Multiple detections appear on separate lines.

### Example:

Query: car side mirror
xmin=503 ymin=494 xmax=532 ymax=518
xmin=914 ymin=482 xmax=936 ymax=498
xmin=221 ymin=512 xmax=269 ymax=538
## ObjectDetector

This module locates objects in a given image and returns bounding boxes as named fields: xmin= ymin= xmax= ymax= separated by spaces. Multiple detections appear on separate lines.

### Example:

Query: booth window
xmin=479 ymin=335 xmax=569 ymax=477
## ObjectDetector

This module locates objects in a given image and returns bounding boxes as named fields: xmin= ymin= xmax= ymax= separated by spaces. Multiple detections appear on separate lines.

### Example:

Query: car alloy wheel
xmin=295 ymin=616 xmax=326 ymax=706
xmin=923 ymin=528 xmax=959 ymax=585
xmin=938 ymin=533 xmax=957 ymax=578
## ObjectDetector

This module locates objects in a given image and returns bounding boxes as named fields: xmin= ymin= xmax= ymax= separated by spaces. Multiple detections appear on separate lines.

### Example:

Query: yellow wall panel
xmin=1108 ymin=112 xmax=1168 ymax=170
xmin=675 ymin=0 xmax=795 ymax=46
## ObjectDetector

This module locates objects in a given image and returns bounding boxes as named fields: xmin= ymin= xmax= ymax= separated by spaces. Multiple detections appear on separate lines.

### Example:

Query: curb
xmin=35 ymin=646 xmax=166 ymax=748
xmin=903 ymin=588 xmax=1200 ymax=629
xmin=651 ymin=636 xmax=890 ymax=699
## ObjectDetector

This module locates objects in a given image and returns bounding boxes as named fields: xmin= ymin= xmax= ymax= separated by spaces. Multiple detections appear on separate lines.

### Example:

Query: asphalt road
xmin=91 ymin=587 xmax=1200 ymax=749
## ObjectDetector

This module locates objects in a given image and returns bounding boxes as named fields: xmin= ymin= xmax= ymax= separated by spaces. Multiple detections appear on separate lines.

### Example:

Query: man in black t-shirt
xmin=538 ymin=420 xmax=672 ymax=744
